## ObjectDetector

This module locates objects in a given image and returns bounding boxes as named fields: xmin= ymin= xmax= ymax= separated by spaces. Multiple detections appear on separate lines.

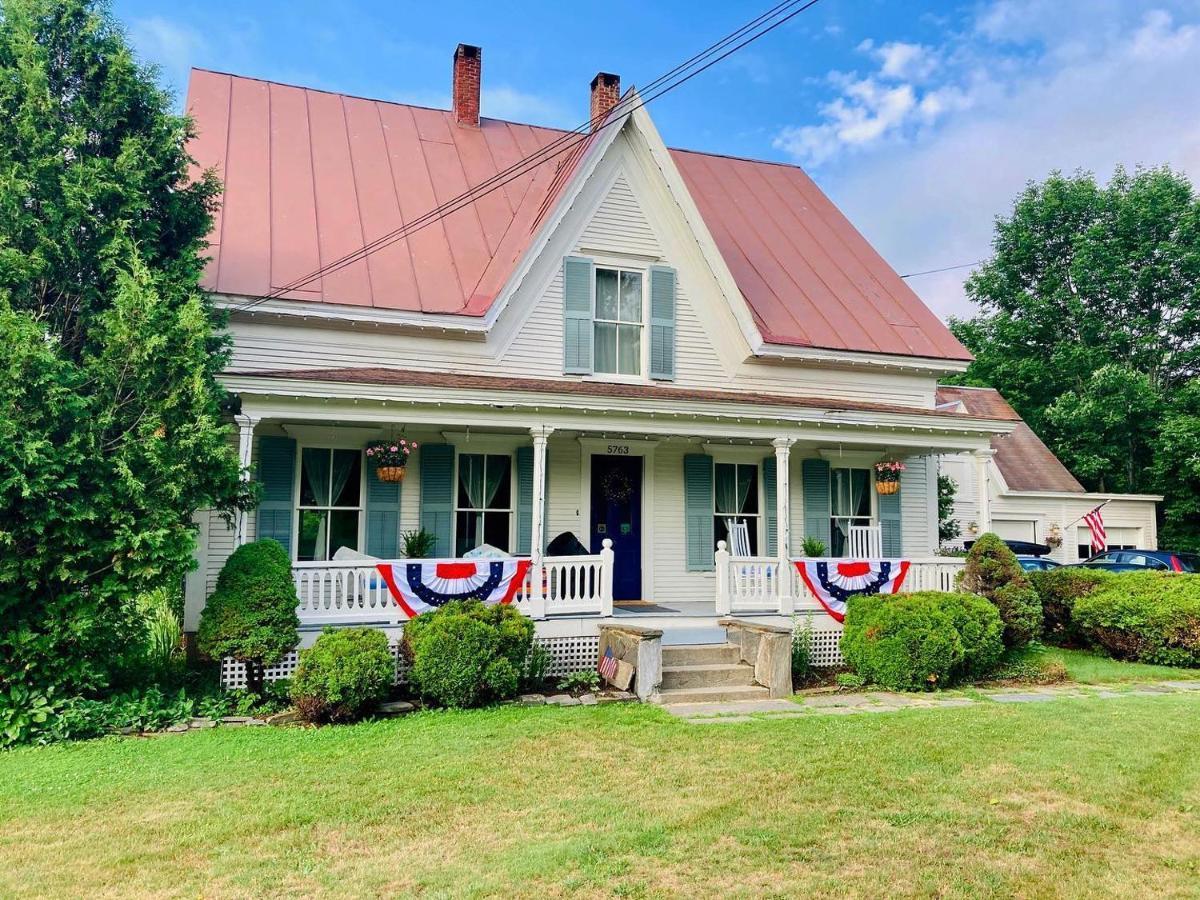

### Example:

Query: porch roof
xmin=228 ymin=366 xmax=1012 ymax=426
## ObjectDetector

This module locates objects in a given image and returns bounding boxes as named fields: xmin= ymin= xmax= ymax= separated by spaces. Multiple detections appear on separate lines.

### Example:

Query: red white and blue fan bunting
xmin=794 ymin=559 xmax=911 ymax=623
xmin=376 ymin=559 xmax=531 ymax=618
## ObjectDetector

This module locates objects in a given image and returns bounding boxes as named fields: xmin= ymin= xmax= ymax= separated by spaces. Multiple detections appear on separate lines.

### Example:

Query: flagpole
xmin=1063 ymin=498 xmax=1112 ymax=531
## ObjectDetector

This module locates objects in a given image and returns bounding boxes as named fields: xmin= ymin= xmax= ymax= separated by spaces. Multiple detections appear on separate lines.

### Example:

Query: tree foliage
xmin=951 ymin=166 xmax=1200 ymax=546
xmin=0 ymin=0 xmax=250 ymax=727
xmin=937 ymin=473 xmax=961 ymax=544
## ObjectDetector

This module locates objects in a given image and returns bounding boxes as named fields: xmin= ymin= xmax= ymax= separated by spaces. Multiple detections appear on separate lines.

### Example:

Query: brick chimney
xmin=590 ymin=72 xmax=620 ymax=130
xmin=453 ymin=43 xmax=481 ymax=128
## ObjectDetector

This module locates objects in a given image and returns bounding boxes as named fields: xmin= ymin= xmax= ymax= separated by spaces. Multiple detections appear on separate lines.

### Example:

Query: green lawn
xmin=1023 ymin=645 xmax=1200 ymax=684
xmin=3 ymin=697 xmax=1200 ymax=897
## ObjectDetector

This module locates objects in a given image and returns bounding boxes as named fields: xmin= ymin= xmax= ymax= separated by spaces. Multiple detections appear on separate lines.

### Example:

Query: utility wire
xmin=900 ymin=260 xmax=984 ymax=279
xmin=235 ymin=0 xmax=826 ymax=310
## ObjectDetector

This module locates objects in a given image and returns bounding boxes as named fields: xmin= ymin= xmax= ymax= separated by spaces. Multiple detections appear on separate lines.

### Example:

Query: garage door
xmin=992 ymin=520 xmax=1037 ymax=542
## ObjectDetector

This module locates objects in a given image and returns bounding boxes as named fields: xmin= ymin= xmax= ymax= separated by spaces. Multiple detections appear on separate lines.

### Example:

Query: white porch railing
xmin=715 ymin=544 xmax=967 ymax=616
xmin=293 ymin=541 xmax=615 ymax=626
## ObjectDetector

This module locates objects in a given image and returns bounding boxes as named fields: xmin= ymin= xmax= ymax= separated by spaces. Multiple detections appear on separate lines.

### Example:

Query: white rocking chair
xmin=848 ymin=524 xmax=883 ymax=558
xmin=726 ymin=519 xmax=753 ymax=557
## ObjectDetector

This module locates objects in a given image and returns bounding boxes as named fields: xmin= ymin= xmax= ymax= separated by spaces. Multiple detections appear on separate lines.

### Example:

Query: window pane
xmin=458 ymin=454 xmax=485 ymax=508
xmin=619 ymin=271 xmax=642 ymax=322
xmin=738 ymin=464 xmax=758 ymax=514
xmin=850 ymin=469 xmax=871 ymax=517
xmin=329 ymin=509 xmax=359 ymax=555
xmin=714 ymin=515 xmax=730 ymax=550
xmin=594 ymin=321 xmax=618 ymax=373
xmin=596 ymin=268 xmax=619 ymax=320
xmin=300 ymin=447 xmax=330 ymax=506
xmin=297 ymin=509 xmax=327 ymax=561
xmin=486 ymin=455 xmax=511 ymax=509
xmin=714 ymin=463 xmax=736 ymax=514
xmin=483 ymin=511 xmax=511 ymax=551
xmin=331 ymin=450 xmax=361 ymax=507
xmin=830 ymin=521 xmax=847 ymax=557
xmin=456 ymin=511 xmax=483 ymax=554
xmin=617 ymin=323 xmax=641 ymax=375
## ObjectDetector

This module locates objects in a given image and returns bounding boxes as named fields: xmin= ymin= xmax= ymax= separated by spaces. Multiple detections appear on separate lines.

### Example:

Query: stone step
xmin=661 ymin=643 xmax=742 ymax=666
xmin=661 ymin=663 xmax=756 ymax=690
xmin=660 ymin=626 xmax=728 ymax=646
xmin=653 ymin=684 xmax=772 ymax=705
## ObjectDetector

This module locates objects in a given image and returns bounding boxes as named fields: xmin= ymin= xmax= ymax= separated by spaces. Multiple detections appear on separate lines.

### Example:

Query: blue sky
xmin=116 ymin=0 xmax=1200 ymax=319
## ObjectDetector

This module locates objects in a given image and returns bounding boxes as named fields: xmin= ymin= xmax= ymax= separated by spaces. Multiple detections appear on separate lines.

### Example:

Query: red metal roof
xmin=187 ymin=69 xmax=971 ymax=360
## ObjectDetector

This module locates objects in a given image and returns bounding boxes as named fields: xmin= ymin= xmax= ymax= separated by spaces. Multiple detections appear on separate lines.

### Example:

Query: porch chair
xmin=727 ymin=519 xmax=753 ymax=558
xmin=848 ymin=524 xmax=883 ymax=558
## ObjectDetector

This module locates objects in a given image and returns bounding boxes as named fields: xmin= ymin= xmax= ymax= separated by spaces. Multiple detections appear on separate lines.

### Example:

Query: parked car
xmin=1016 ymin=555 xmax=1060 ymax=572
xmin=1075 ymin=550 xmax=1200 ymax=572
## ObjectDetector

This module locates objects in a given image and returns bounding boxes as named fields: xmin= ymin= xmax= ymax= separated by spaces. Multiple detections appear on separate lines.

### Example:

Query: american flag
xmin=598 ymin=645 xmax=618 ymax=683
xmin=1083 ymin=505 xmax=1107 ymax=554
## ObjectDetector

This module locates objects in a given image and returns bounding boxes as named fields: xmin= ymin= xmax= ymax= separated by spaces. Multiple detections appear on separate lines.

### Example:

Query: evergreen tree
xmin=0 ymin=0 xmax=250 ymax=720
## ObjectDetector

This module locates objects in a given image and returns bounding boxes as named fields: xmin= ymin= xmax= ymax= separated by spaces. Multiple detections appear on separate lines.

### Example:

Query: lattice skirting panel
xmin=535 ymin=636 xmax=602 ymax=677
xmin=805 ymin=627 xmax=845 ymax=667
xmin=221 ymin=644 xmax=409 ymax=690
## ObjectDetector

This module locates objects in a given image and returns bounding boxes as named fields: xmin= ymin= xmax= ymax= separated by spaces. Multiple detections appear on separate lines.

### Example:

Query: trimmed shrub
xmin=197 ymin=540 xmax=300 ymax=694
xmin=841 ymin=591 xmax=1004 ymax=691
xmin=1073 ymin=572 xmax=1200 ymax=666
xmin=1030 ymin=567 xmax=1111 ymax=646
xmin=403 ymin=600 xmax=535 ymax=708
xmin=290 ymin=628 xmax=394 ymax=723
xmin=959 ymin=533 xmax=1042 ymax=647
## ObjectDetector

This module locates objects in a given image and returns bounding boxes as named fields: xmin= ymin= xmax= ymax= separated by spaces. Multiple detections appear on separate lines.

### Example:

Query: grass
xmin=1017 ymin=645 xmax=1200 ymax=684
xmin=3 ymin=697 xmax=1200 ymax=897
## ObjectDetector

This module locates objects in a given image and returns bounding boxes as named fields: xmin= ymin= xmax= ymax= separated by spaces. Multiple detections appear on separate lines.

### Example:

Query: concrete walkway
xmin=663 ymin=679 xmax=1200 ymax=724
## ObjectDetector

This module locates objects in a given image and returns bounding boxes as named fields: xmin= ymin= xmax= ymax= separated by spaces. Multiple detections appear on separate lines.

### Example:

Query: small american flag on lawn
xmin=598 ymin=645 xmax=618 ymax=682
xmin=1084 ymin=505 xmax=1107 ymax=554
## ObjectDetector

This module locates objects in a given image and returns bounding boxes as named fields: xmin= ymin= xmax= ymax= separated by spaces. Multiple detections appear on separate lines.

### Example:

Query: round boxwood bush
xmin=197 ymin=539 xmax=300 ymax=694
xmin=1073 ymin=572 xmax=1200 ymax=666
xmin=1030 ymin=567 xmax=1110 ymax=646
xmin=290 ymin=627 xmax=395 ymax=723
xmin=959 ymin=533 xmax=1042 ymax=647
xmin=402 ymin=600 xmax=534 ymax=708
xmin=842 ymin=591 xmax=1004 ymax=691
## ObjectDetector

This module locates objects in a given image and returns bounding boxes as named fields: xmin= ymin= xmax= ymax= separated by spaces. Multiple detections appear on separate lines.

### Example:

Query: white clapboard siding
xmin=900 ymin=455 xmax=938 ymax=557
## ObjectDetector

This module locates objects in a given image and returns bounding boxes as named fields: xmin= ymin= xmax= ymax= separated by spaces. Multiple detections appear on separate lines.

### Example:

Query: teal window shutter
xmin=683 ymin=453 xmax=714 ymax=571
xmin=515 ymin=446 xmax=533 ymax=555
xmin=801 ymin=458 xmax=831 ymax=551
xmin=365 ymin=456 xmax=401 ymax=558
xmin=562 ymin=256 xmax=595 ymax=374
xmin=419 ymin=444 xmax=455 ymax=557
xmin=257 ymin=435 xmax=296 ymax=554
xmin=879 ymin=487 xmax=902 ymax=557
xmin=762 ymin=458 xmax=777 ymax=556
xmin=648 ymin=265 xmax=677 ymax=381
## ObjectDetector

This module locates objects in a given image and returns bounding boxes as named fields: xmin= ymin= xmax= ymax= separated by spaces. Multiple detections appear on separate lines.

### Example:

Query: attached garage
xmin=992 ymin=519 xmax=1038 ymax=543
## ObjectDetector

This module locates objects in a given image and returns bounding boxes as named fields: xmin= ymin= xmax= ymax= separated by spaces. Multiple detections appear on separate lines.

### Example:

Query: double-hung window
xmin=830 ymin=466 xmax=871 ymax=557
xmin=594 ymin=267 xmax=643 ymax=376
xmin=455 ymin=453 xmax=513 ymax=554
xmin=714 ymin=462 xmax=760 ymax=555
xmin=297 ymin=447 xmax=362 ymax=561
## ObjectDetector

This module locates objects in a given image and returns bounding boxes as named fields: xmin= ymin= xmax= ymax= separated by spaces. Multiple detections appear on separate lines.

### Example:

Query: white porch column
xmin=974 ymin=448 xmax=996 ymax=536
xmin=233 ymin=414 xmax=259 ymax=547
xmin=528 ymin=425 xmax=554 ymax=620
xmin=773 ymin=438 xmax=795 ymax=615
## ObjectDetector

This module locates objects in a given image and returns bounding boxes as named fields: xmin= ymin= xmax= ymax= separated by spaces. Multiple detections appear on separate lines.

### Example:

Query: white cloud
xmin=860 ymin=40 xmax=940 ymax=80
xmin=129 ymin=16 xmax=206 ymax=88
xmin=481 ymin=85 xmax=571 ymax=127
xmin=774 ymin=1 xmax=1200 ymax=320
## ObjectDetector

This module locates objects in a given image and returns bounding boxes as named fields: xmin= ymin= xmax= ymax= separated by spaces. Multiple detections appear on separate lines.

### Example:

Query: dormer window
xmin=594 ymin=267 xmax=644 ymax=376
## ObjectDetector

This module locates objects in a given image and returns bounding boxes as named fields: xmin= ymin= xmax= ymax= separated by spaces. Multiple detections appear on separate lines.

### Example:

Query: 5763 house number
xmin=606 ymin=444 xmax=631 ymax=455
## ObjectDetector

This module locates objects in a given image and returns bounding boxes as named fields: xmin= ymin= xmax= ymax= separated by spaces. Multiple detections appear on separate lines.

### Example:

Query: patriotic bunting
xmin=794 ymin=559 xmax=911 ymax=623
xmin=376 ymin=559 xmax=531 ymax=618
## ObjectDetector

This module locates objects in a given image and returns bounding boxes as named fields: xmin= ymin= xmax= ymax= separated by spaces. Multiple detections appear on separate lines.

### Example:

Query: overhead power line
xmin=900 ymin=260 xmax=984 ymax=279
xmin=235 ymin=0 xmax=827 ymax=311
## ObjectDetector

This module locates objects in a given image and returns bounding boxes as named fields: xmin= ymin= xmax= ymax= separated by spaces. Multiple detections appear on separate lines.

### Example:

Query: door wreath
xmin=602 ymin=468 xmax=634 ymax=504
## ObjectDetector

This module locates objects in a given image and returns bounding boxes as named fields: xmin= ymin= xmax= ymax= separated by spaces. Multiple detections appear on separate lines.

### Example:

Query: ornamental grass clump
xmin=841 ymin=591 xmax=1003 ymax=691
xmin=290 ymin=628 xmax=395 ymax=724
xmin=959 ymin=533 xmax=1042 ymax=647
xmin=402 ymin=600 xmax=534 ymax=708
xmin=197 ymin=540 xmax=300 ymax=695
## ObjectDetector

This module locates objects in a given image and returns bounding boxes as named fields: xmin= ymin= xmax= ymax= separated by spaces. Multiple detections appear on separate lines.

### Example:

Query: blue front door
xmin=590 ymin=455 xmax=643 ymax=601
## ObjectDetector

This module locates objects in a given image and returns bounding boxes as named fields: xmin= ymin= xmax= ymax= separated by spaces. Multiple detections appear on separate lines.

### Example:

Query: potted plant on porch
xmin=874 ymin=459 xmax=905 ymax=495
xmin=366 ymin=439 xmax=416 ymax=483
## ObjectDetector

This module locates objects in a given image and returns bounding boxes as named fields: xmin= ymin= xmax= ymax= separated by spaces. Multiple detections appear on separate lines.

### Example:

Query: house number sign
xmin=606 ymin=444 xmax=631 ymax=455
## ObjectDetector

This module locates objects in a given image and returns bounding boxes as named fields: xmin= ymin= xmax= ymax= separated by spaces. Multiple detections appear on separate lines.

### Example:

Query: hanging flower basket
xmin=874 ymin=459 xmax=905 ymax=494
xmin=366 ymin=439 xmax=416 ymax=483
